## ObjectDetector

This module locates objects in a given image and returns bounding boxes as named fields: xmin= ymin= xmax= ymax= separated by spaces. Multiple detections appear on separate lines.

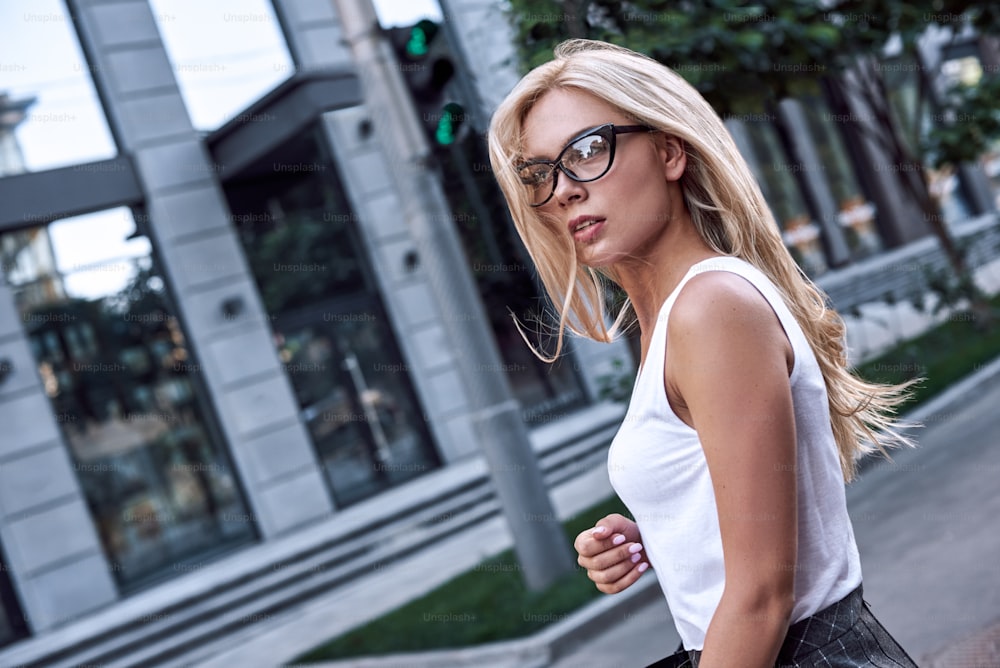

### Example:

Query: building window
xmin=0 ymin=548 xmax=28 ymax=648
xmin=0 ymin=0 xmax=116 ymax=174
xmin=223 ymin=126 xmax=440 ymax=507
xmin=882 ymin=54 xmax=973 ymax=226
xmin=742 ymin=119 xmax=830 ymax=276
xmin=148 ymin=0 xmax=293 ymax=130
xmin=800 ymin=93 xmax=884 ymax=259
xmin=0 ymin=208 xmax=255 ymax=592
xmin=938 ymin=45 xmax=1000 ymax=211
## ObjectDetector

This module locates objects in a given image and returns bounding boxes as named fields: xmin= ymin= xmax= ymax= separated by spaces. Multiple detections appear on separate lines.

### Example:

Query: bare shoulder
xmin=666 ymin=270 xmax=793 ymax=380
xmin=668 ymin=270 xmax=781 ymax=339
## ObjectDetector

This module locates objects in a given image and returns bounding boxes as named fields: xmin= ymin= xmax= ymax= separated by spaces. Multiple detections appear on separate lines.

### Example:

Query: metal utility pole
xmin=330 ymin=0 xmax=576 ymax=590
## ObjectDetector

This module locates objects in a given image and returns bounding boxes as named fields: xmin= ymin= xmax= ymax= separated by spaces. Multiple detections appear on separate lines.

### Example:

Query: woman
xmin=487 ymin=40 xmax=918 ymax=667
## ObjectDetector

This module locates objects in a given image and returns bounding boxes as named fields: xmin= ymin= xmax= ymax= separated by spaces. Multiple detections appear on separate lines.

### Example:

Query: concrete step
xmin=0 ymin=403 xmax=624 ymax=668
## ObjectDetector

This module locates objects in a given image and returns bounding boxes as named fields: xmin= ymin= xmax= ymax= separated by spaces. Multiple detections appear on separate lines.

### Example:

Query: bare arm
xmin=667 ymin=272 xmax=798 ymax=667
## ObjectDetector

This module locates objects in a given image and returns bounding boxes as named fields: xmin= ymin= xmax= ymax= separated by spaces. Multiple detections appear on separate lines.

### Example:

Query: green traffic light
xmin=435 ymin=103 xmax=464 ymax=145
xmin=406 ymin=25 xmax=429 ymax=58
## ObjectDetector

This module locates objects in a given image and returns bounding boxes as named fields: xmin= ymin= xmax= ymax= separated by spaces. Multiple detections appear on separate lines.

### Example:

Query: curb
xmin=303 ymin=354 xmax=1000 ymax=668
xmin=856 ymin=352 xmax=1000 ymax=476
xmin=901 ymin=354 xmax=1000 ymax=426
xmin=304 ymin=576 xmax=662 ymax=668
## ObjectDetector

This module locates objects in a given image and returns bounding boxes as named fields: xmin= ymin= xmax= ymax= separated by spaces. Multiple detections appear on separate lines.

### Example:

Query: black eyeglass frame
xmin=517 ymin=123 xmax=654 ymax=207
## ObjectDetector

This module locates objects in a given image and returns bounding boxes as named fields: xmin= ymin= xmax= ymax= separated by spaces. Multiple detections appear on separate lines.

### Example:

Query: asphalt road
xmin=552 ymin=376 xmax=1000 ymax=668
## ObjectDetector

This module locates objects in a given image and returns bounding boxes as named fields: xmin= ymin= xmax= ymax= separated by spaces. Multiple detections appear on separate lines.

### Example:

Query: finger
xmin=594 ymin=513 xmax=637 ymax=538
xmin=595 ymin=560 xmax=649 ymax=594
xmin=574 ymin=528 xmax=626 ymax=558
xmin=579 ymin=541 xmax=644 ymax=571
xmin=586 ymin=556 xmax=637 ymax=587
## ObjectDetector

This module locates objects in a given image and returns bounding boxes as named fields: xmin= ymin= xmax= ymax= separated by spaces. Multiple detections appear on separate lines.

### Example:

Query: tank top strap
xmin=640 ymin=256 xmax=804 ymax=385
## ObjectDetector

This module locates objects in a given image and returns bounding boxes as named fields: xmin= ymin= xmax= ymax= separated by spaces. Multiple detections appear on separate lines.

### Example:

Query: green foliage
xmin=596 ymin=357 xmax=635 ymax=403
xmin=242 ymin=209 xmax=362 ymax=316
xmin=293 ymin=494 xmax=632 ymax=661
xmin=924 ymin=74 xmax=1000 ymax=168
xmin=505 ymin=1 xmax=1000 ymax=116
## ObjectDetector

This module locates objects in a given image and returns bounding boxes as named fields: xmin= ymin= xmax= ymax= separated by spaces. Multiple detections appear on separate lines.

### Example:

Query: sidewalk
xmin=554 ymin=354 xmax=1000 ymax=668
xmin=270 ymin=354 xmax=1000 ymax=668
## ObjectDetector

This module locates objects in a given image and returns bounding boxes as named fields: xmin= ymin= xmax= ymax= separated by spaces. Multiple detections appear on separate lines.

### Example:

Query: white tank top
xmin=608 ymin=256 xmax=861 ymax=650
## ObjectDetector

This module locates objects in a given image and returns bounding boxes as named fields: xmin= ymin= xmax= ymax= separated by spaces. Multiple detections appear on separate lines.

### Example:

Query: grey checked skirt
xmin=647 ymin=584 xmax=917 ymax=667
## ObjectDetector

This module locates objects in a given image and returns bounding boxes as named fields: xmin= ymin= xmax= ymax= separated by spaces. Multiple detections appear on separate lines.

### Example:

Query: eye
xmin=517 ymin=163 xmax=552 ymax=187
xmin=563 ymin=134 xmax=609 ymax=167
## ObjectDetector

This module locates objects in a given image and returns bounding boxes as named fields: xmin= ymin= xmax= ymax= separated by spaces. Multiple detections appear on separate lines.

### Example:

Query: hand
xmin=573 ymin=513 xmax=649 ymax=594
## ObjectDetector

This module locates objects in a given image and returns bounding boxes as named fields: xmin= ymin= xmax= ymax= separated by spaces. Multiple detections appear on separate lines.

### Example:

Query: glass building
xmin=0 ymin=0 xmax=997 ymax=664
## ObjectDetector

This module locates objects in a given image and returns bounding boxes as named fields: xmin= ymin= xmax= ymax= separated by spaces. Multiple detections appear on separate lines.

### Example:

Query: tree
xmin=506 ymin=1 xmax=1000 ymax=318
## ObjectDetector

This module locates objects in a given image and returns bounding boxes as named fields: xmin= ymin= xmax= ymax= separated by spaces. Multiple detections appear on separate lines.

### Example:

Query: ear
xmin=656 ymin=135 xmax=687 ymax=182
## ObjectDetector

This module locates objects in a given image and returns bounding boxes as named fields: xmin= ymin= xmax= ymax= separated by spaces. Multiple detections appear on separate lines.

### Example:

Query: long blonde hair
xmin=487 ymin=39 xmax=913 ymax=481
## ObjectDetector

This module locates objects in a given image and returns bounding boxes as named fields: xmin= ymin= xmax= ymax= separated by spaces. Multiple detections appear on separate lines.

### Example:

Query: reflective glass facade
xmin=0 ymin=550 xmax=27 ymax=648
xmin=743 ymin=118 xmax=831 ymax=276
xmin=223 ymin=125 xmax=440 ymax=506
xmin=148 ymin=0 xmax=293 ymax=130
xmin=0 ymin=0 xmax=116 ymax=172
xmin=800 ymin=93 xmax=884 ymax=260
xmin=0 ymin=208 xmax=256 ymax=591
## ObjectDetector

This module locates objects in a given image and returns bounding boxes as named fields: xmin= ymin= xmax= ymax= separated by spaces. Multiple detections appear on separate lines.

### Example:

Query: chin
xmin=577 ymin=247 xmax=630 ymax=270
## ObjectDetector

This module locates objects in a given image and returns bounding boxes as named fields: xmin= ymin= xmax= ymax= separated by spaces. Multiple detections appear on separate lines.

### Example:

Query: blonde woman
xmin=488 ymin=40 xmax=917 ymax=668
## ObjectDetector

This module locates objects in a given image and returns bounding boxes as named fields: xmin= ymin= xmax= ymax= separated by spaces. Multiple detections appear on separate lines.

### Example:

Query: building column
xmin=832 ymin=68 xmax=931 ymax=247
xmin=65 ymin=0 xmax=333 ymax=532
xmin=776 ymin=99 xmax=853 ymax=267
xmin=0 ymin=277 xmax=118 ymax=631
xmin=437 ymin=0 xmax=522 ymax=122
xmin=318 ymin=106 xmax=480 ymax=461
xmin=269 ymin=0 xmax=486 ymax=461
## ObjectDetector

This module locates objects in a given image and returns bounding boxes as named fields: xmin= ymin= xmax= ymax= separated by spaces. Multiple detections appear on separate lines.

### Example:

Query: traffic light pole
xmin=330 ymin=0 xmax=576 ymax=591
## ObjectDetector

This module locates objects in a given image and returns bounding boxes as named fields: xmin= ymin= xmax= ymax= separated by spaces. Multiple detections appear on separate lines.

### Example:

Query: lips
xmin=568 ymin=215 xmax=606 ymax=243
xmin=568 ymin=215 xmax=604 ymax=234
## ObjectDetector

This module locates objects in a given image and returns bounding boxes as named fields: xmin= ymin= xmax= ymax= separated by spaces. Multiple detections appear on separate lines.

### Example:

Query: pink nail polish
xmin=631 ymin=553 xmax=642 ymax=563
xmin=628 ymin=543 xmax=643 ymax=554
xmin=612 ymin=534 xmax=626 ymax=545
xmin=637 ymin=562 xmax=649 ymax=573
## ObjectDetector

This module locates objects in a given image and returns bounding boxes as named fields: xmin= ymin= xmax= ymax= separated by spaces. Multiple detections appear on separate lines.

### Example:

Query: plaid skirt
xmin=647 ymin=584 xmax=917 ymax=667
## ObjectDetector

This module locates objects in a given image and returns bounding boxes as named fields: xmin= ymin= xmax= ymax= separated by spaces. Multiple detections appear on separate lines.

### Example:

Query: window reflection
xmin=882 ymin=54 xmax=972 ymax=226
xmin=276 ymin=304 xmax=437 ymax=506
xmin=224 ymin=125 xmax=440 ymax=506
xmin=938 ymin=51 xmax=1000 ymax=211
xmin=148 ymin=0 xmax=293 ymax=130
xmin=0 ymin=208 xmax=255 ymax=591
xmin=0 ymin=0 xmax=116 ymax=172
xmin=0 ymin=549 xmax=28 ymax=648
xmin=742 ymin=120 xmax=829 ymax=276
xmin=800 ymin=94 xmax=884 ymax=259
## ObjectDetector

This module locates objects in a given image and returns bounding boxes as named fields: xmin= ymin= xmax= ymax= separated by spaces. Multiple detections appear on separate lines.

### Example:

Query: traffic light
xmin=388 ymin=19 xmax=467 ymax=147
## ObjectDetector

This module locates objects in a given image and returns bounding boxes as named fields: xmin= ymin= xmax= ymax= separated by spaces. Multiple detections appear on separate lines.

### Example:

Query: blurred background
xmin=0 ymin=1 xmax=999 ymax=667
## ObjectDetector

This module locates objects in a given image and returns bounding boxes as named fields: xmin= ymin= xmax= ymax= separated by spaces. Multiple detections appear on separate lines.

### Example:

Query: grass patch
xmin=294 ymin=494 xmax=632 ymax=662
xmin=296 ymin=298 xmax=1000 ymax=663
xmin=853 ymin=297 xmax=1000 ymax=411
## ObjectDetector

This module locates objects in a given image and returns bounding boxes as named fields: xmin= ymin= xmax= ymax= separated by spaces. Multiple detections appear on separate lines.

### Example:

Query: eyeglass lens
xmin=519 ymin=131 xmax=613 ymax=205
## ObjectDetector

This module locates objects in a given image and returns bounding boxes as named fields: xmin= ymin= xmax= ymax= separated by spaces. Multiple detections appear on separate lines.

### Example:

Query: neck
xmin=613 ymin=211 xmax=718 ymax=340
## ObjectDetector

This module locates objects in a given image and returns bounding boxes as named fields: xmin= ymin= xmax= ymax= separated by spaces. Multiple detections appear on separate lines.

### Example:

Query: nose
xmin=551 ymin=166 xmax=587 ymax=206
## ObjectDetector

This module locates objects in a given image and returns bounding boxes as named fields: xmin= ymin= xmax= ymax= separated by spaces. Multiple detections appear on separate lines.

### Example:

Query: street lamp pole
xmin=330 ymin=0 xmax=576 ymax=590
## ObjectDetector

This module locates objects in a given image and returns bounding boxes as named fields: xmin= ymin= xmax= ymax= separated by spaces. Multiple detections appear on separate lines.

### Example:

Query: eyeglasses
xmin=517 ymin=123 xmax=653 ymax=207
